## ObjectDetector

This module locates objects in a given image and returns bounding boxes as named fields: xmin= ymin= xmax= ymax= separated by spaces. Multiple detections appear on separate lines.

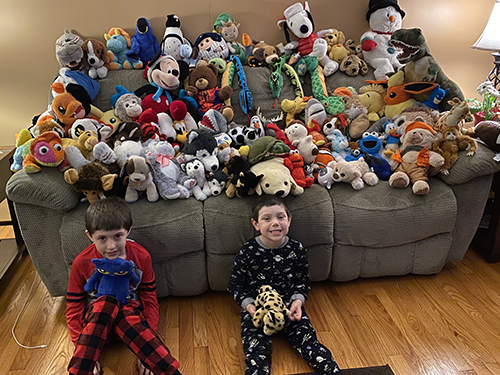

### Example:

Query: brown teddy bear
xmin=186 ymin=61 xmax=234 ymax=122
xmin=389 ymin=121 xmax=445 ymax=195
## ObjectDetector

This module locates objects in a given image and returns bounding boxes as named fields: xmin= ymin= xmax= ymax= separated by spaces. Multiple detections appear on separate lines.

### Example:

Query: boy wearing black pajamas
xmin=228 ymin=195 xmax=342 ymax=374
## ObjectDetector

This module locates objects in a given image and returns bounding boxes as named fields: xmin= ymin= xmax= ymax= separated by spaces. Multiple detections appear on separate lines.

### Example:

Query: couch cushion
xmin=60 ymin=197 xmax=205 ymax=265
xmin=204 ymin=185 xmax=334 ymax=291
xmin=438 ymin=142 xmax=500 ymax=185
xmin=328 ymin=178 xmax=457 ymax=248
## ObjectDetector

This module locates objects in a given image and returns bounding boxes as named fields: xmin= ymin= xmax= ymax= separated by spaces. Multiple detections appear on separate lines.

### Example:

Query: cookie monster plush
xmin=127 ymin=17 xmax=160 ymax=64
xmin=84 ymin=257 xmax=141 ymax=305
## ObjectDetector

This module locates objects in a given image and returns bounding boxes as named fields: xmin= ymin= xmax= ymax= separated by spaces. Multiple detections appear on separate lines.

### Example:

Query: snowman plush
xmin=361 ymin=0 xmax=406 ymax=80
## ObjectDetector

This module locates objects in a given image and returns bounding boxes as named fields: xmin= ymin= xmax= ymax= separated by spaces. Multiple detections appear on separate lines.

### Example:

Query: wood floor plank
xmin=2 ymin=249 xmax=500 ymax=375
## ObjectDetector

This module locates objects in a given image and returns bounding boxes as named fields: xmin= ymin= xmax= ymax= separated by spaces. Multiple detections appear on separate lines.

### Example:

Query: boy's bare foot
xmin=138 ymin=359 xmax=154 ymax=375
xmin=93 ymin=361 xmax=102 ymax=375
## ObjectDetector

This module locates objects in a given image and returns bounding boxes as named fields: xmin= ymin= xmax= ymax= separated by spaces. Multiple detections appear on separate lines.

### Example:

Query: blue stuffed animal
xmin=84 ymin=258 xmax=141 ymax=305
xmin=126 ymin=17 xmax=160 ymax=65
xmin=422 ymin=85 xmax=449 ymax=111
xmin=105 ymin=28 xmax=143 ymax=70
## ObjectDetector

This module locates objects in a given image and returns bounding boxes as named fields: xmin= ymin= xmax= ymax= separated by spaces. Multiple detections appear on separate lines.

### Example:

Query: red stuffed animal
xmin=283 ymin=151 xmax=314 ymax=188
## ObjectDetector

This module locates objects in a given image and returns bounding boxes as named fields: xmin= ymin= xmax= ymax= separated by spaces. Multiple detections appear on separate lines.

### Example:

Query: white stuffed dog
xmin=277 ymin=1 xmax=338 ymax=76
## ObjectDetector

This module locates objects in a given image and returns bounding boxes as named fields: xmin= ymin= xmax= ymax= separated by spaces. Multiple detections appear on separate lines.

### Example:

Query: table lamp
xmin=471 ymin=0 xmax=500 ymax=89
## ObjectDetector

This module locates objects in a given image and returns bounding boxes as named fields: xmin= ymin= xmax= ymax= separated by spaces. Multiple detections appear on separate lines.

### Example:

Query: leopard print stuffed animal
xmin=252 ymin=285 xmax=290 ymax=335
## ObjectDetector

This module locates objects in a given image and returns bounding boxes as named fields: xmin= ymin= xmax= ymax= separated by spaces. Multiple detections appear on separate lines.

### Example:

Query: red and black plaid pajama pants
xmin=68 ymin=295 xmax=180 ymax=375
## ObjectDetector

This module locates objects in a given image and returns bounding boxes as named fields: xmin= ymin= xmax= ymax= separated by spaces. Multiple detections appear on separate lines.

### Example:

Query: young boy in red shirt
xmin=66 ymin=197 xmax=181 ymax=375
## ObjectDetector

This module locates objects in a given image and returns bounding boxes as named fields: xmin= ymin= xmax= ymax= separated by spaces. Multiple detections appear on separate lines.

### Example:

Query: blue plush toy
xmin=84 ymin=258 xmax=141 ymax=305
xmin=422 ymin=85 xmax=449 ymax=111
xmin=127 ymin=17 xmax=160 ymax=65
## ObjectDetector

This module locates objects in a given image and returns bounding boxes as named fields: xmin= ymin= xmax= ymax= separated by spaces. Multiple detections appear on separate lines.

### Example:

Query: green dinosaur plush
xmin=390 ymin=28 xmax=464 ymax=111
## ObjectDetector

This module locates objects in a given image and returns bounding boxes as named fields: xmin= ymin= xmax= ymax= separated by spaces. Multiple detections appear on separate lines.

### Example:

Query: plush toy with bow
xmin=277 ymin=2 xmax=338 ymax=76
xmin=84 ymin=258 xmax=141 ymax=305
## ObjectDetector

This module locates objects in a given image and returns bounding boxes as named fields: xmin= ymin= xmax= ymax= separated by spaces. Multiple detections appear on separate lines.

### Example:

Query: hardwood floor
xmin=1 ymin=241 xmax=500 ymax=375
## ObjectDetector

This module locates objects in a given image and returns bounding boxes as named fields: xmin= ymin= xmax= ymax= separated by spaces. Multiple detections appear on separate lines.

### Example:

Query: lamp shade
xmin=472 ymin=0 xmax=500 ymax=51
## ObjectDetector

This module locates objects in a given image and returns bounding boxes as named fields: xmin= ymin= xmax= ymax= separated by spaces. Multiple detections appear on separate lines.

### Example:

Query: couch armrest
xmin=438 ymin=143 xmax=500 ymax=186
xmin=6 ymin=168 xmax=80 ymax=212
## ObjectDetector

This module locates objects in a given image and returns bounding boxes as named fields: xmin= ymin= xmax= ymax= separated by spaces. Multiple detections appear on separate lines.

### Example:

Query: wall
xmin=0 ymin=0 xmax=495 ymax=145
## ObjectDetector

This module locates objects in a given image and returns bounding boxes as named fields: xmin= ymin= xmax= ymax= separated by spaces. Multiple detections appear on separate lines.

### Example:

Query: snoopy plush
xmin=361 ymin=0 xmax=406 ymax=80
xmin=277 ymin=1 xmax=338 ymax=76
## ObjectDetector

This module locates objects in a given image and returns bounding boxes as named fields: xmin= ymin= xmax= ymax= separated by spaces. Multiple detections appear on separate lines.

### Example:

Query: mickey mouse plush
xmin=134 ymin=51 xmax=198 ymax=122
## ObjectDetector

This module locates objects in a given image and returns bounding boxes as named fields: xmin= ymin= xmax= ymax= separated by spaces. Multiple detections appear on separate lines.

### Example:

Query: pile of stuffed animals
xmin=12 ymin=0 xmax=500 ymax=205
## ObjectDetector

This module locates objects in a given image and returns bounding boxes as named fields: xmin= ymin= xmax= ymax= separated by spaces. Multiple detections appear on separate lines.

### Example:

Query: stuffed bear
xmin=252 ymin=285 xmax=290 ymax=336
xmin=186 ymin=61 xmax=234 ymax=122
xmin=329 ymin=157 xmax=379 ymax=190
xmin=389 ymin=121 xmax=444 ymax=195
xmin=84 ymin=258 xmax=141 ymax=305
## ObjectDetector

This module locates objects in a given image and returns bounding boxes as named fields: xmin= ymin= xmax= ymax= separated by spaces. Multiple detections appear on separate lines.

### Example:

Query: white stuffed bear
xmin=361 ymin=0 xmax=406 ymax=80
xmin=328 ymin=157 xmax=379 ymax=190
xmin=284 ymin=121 xmax=318 ymax=165
xmin=277 ymin=2 xmax=338 ymax=76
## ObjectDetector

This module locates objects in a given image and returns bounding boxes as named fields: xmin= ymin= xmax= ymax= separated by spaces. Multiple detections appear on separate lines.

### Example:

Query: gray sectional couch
xmin=6 ymin=67 xmax=500 ymax=298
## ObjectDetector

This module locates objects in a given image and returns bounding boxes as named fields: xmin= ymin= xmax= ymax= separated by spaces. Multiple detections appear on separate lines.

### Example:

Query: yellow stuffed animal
xmin=324 ymin=28 xmax=350 ymax=64
xmin=252 ymin=285 xmax=290 ymax=336
xmin=62 ymin=130 xmax=99 ymax=159
xmin=357 ymin=84 xmax=386 ymax=122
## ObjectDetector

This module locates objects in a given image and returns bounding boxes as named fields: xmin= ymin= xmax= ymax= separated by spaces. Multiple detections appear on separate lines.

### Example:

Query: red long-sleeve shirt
xmin=66 ymin=239 xmax=159 ymax=345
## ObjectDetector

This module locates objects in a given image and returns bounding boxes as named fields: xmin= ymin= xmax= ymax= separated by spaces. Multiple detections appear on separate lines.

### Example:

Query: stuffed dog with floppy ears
xmin=120 ymin=155 xmax=159 ymax=203
xmin=277 ymin=1 xmax=338 ymax=76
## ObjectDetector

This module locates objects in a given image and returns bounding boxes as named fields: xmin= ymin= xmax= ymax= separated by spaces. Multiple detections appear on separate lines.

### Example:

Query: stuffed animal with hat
xmin=194 ymin=32 xmax=230 ymax=62
xmin=111 ymin=86 xmax=143 ymax=123
xmin=361 ymin=0 xmax=405 ymax=80
xmin=126 ymin=17 xmax=160 ymax=65
xmin=277 ymin=1 xmax=339 ymax=76
xmin=389 ymin=121 xmax=444 ymax=195
xmin=214 ymin=13 xmax=252 ymax=64
xmin=104 ymin=27 xmax=143 ymax=70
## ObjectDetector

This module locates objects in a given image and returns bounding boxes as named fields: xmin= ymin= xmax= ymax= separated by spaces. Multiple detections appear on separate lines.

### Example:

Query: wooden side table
xmin=470 ymin=171 xmax=500 ymax=263
xmin=0 ymin=146 xmax=26 ymax=279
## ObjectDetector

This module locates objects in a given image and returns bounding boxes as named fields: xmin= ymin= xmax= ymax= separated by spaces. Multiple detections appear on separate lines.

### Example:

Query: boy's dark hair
xmin=85 ymin=197 xmax=132 ymax=235
xmin=251 ymin=195 xmax=291 ymax=222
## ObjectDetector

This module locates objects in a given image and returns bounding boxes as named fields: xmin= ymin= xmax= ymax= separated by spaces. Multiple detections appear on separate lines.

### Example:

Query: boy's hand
xmin=246 ymin=303 xmax=257 ymax=317
xmin=289 ymin=299 xmax=303 ymax=321
xmin=138 ymin=359 xmax=153 ymax=375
